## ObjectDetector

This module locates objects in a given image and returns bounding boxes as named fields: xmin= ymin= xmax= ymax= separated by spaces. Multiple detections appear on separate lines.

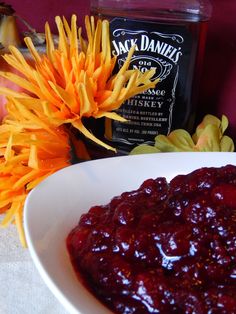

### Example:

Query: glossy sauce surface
xmin=67 ymin=165 xmax=236 ymax=313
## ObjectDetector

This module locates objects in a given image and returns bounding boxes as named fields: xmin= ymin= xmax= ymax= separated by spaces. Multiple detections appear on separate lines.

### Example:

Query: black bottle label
xmin=106 ymin=17 xmax=194 ymax=148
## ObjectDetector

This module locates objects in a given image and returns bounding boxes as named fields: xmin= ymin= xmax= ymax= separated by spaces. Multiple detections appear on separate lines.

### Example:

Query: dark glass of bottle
xmin=88 ymin=0 xmax=212 ymax=156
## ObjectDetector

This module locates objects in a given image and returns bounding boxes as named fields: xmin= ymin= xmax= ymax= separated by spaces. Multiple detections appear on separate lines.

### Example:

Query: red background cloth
xmin=5 ymin=0 xmax=236 ymax=139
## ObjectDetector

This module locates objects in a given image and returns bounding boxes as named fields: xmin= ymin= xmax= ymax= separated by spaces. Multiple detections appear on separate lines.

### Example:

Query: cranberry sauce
xmin=67 ymin=165 xmax=236 ymax=314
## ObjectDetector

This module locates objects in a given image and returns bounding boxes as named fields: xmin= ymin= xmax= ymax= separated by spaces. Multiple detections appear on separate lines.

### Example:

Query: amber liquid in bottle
xmin=87 ymin=5 xmax=210 ymax=157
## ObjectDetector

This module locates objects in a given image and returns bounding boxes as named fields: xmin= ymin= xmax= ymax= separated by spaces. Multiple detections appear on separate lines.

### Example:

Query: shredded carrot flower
xmin=0 ymin=15 xmax=158 ymax=246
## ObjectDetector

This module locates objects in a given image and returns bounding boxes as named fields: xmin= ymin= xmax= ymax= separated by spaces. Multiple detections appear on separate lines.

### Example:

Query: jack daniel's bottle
xmin=90 ymin=0 xmax=212 ymax=155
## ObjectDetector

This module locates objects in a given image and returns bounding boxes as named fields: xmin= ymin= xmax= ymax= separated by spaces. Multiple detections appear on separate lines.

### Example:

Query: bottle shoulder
xmin=90 ymin=0 xmax=212 ymax=21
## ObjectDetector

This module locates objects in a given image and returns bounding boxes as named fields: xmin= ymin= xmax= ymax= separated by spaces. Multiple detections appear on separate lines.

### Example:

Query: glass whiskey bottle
xmin=90 ymin=0 xmax=212 ymax=155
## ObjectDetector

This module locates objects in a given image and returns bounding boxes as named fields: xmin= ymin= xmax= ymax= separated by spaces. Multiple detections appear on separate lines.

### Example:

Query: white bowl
xmin=24 ymin=152 xmax=236 ymax=314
